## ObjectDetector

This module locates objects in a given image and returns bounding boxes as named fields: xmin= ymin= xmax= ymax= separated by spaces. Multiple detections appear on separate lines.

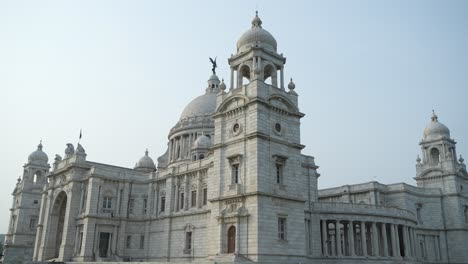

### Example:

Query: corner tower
xmin=207 ymin=12 xmax=319 ymax=263
xmin=3 ymin=142 xmax=50 ymax=264
xmin=415 ymin=111 xmax=467 ymax=191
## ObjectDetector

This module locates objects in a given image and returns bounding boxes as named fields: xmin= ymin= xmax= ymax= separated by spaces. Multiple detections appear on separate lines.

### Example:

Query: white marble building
xmin=3 ymin=13 xmax=468 ymax=264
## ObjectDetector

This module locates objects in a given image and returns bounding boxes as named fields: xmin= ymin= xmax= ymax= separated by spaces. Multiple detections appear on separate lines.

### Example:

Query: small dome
xmin=135 ymin=149 xmax=156 ymax=171
xmin=220 ymin=79 xmax=226 ymax=91
xmin=288 ymin=78 xmax=296 ymax=90
xmin=237 ymin=12 xmax=277 ymax=53
xmin=423 ymin=112 xmax=450 ymax=140
xmin=192 ymin=135 xmax=212 ymax=149
xmin=208 ymin=74 xmax=220 ymax=82
xmin=28 ymin=142 xmax=48 ymax=165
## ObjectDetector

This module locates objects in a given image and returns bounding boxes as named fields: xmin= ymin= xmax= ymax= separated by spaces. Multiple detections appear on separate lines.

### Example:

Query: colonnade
xmin=320 ymin=219 xmax=418 ymax=259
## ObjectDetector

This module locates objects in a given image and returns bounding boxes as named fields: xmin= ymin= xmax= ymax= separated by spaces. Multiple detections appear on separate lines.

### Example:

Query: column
xmin=174 ymin=184 xmax=179 ymax=212
xmin=336 ymin=220 xmax=342 ymax=256
xmin=349 ymin=221 xmax=355 ymax=256
xmin=372 ymin=222 xmax=379 ymax=257
xmin=390 ymin=224 xmax=397 ymax=257
xmin=321 ymin=220 xmax=328 ymax=256
xmin=168 ymin=140 xmax=173 ymax=162
xmin=381 ymin=223 xmax=388 ymax=257
xmin=184 ymin=175 xmax=189 ymax=211
xmin=230 ymin=68 xmax=234 ymax=89
xmin=394 ymin=225 xmax=401 ymax=257
xmin=403 ymin=226 xmax=410 ymax=258
xmin=361 ymin=222 xmax=367 ymax=256
xmin=280 ymin=66 xmax=284 ymax=90
xmin=196 ymin=172 xmax=202 ymax=208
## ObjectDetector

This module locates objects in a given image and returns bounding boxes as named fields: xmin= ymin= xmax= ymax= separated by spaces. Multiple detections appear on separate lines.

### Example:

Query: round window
xmin=33 ymin=200 xmax=38 ymax=204
xmin=275 ymin=123 xmax=281 ymax=132
xmin=233 ymin=123 xmax=240 ymax=133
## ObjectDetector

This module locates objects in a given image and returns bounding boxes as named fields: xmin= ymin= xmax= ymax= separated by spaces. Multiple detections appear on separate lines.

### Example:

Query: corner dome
xmin=192 ymin=135 xmax=212 ymax=149
xmin=237 ymin=12 xmax=277 ymax=53
xmin=423 ymin=112 xmax=450 ymax=141
xmin=28 ymin=142 xmax=48 ymax=165
xmin=135 ymin=149 xmax=156 ymax=172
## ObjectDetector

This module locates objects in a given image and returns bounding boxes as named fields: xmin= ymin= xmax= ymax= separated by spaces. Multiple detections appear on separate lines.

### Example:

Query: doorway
xmin=99 ymin=232 xmax=111 ymax=258
xmin=227 ymin=226 xmax=236 ymax=254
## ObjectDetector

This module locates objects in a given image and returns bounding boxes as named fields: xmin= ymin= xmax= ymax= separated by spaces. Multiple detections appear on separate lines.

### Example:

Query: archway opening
xmin=263 ymin=64 xmax=277 ymax=86
xmin=227 ymin=226 xmax=236 ymax=253
xmin=431 ymin=148 xmax=440 ymax=163
xmin=45 ymin=191 xmax=68 ymax=260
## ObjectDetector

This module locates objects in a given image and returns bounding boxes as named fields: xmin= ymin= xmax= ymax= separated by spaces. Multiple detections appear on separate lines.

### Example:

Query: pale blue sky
xmin=1 ymin=0 xmax=467 ymax=232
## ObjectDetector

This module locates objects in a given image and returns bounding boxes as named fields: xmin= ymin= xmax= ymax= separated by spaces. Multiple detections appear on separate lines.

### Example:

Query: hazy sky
xmin=1 ymin=0 xmax=467 ymax=233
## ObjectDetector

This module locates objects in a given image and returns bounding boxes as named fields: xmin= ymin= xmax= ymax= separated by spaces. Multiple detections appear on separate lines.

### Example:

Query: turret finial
xmin=252 ymin=10 xmax=262 ymax=28
xmin=145 ymin=148 xmax=149 ymax=156
xmin=431 ymin=110 xmax=438 ymax=122
xmin=38 ymin=140 xmax=43 ymax=150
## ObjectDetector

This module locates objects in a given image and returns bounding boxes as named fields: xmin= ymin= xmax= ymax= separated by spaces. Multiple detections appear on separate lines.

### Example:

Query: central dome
xmin=179 ymin=75 xmax=220 ymax=121
xmin=237 ymin=12 xmax=277 ymax=53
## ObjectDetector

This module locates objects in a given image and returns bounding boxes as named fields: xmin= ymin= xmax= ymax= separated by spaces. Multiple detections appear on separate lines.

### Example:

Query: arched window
xmin=33 ymin=171 xmax=41 ymax=184
xmin=176 ymin=145 xmax=181 ymax=159
xmin=264 ymin=64 xmax=277 ymax=86
xmin=238 ymin=65 xmax=250 ymax=87
xmin=199 ymin=154 xmax=205 ymax=160
xmin=430 ymin=148 xmax=440 ymax=164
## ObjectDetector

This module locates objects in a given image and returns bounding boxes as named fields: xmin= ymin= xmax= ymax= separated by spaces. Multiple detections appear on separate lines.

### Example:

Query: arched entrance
xmin=45 ymin=191 xmax=68 ymax=260
xmin=227 ymin=226 xmax=236 ymax=253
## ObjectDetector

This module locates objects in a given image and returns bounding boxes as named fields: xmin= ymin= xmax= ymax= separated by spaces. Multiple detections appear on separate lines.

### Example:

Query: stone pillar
xmin=394 ymin=225 xmax=401 ymax=257
xmin=381 ymin=223 xmax=388 ymax=257
xmin=361 ymin=222 xmax=367 ymax=256
xmin=196 ymin=172 xmax=202 ymax=208
xmin=184 ymin=175 xmax=189 ymax=211
xmin=321 ymin=220 xmax=328 ymax=256
xmin=230 ymin=68 xmax=234 ymax=90
xmin=280 ymin=66 xmax=284 ymax=90
xmin=402 ymin=226 xmax=409 ymax=258
xmin=174 ymin=184 xmax=179 ymax=212
xmin=336 ymin=220 xmax=342 ymax=256
xmin=349 ymin=221 xmax=355 ymax=256
xmin=411 ymin=228 xmax=417 ymax=259
xmin=372 ymin=222 xmax=379 ymax=256
xmin=390 ymin=224 xmax=397 ymax=257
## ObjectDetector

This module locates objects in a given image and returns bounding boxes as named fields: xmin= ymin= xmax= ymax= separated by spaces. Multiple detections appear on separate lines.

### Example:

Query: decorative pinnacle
xmin=459 ymin=155 xmax=465 ymax=164
xmin=252 ymin=10 xmax=262 ymax=28
xmin=431 ymin=110 xmax=438 ymax=122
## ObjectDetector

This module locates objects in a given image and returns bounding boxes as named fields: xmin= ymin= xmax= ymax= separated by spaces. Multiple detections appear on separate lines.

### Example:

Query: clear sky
xmin=0 ymin=0 xmax=467 ymax=233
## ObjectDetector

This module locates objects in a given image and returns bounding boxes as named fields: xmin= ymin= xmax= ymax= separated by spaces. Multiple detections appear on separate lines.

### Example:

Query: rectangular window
xmin=232 ymin=164 xmax=239 ymax=184
xmin=276 ymin=163 xmax=283 ymax=184
xmin=143 ymin=198 xmax=148 ymax=214
xmin=203 ymin=188 xmax=207 ymax=206
xmin=278 ymin=217 xmax=287 ymax=240
xmin=185 ymin=231 xmax=192 ymax=251
xmin=140 ymin=235 xmax=145 ymax=249
xmin=128 ymin=199 xmax=135 ymax=214
xmin=191 ymin=191 xmax=197 ymax=207
xmin=416 ymin=204 xmax=423 ymax=223
xmin=160 ymin=196 xmax=166 ymax=212
xmin=126 ymin=235 xmax=131 ymax=248
xmin=78 ymin=232 xmax=83 ymax=253
xmin=464 ymin=206 xmax=468 ymax=223
xmin=180 ymin=193 xmax=184 ymax=210
xmin=103 ymin=196 xmax=112 ymax=209
xmin=29 ymin=217 xmax=37 ymax=231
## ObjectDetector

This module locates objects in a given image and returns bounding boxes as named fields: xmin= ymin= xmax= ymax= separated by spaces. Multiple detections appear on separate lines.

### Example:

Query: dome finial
xmin=145 ymin=148 xmax=149 ymax=156
xmin=252 ymin=10 xmax=262 ymax=28
xmin=38 ymin=140 xmax=43 ymax=150
xmin=431 ymin=109 xmax=438 ymax=122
